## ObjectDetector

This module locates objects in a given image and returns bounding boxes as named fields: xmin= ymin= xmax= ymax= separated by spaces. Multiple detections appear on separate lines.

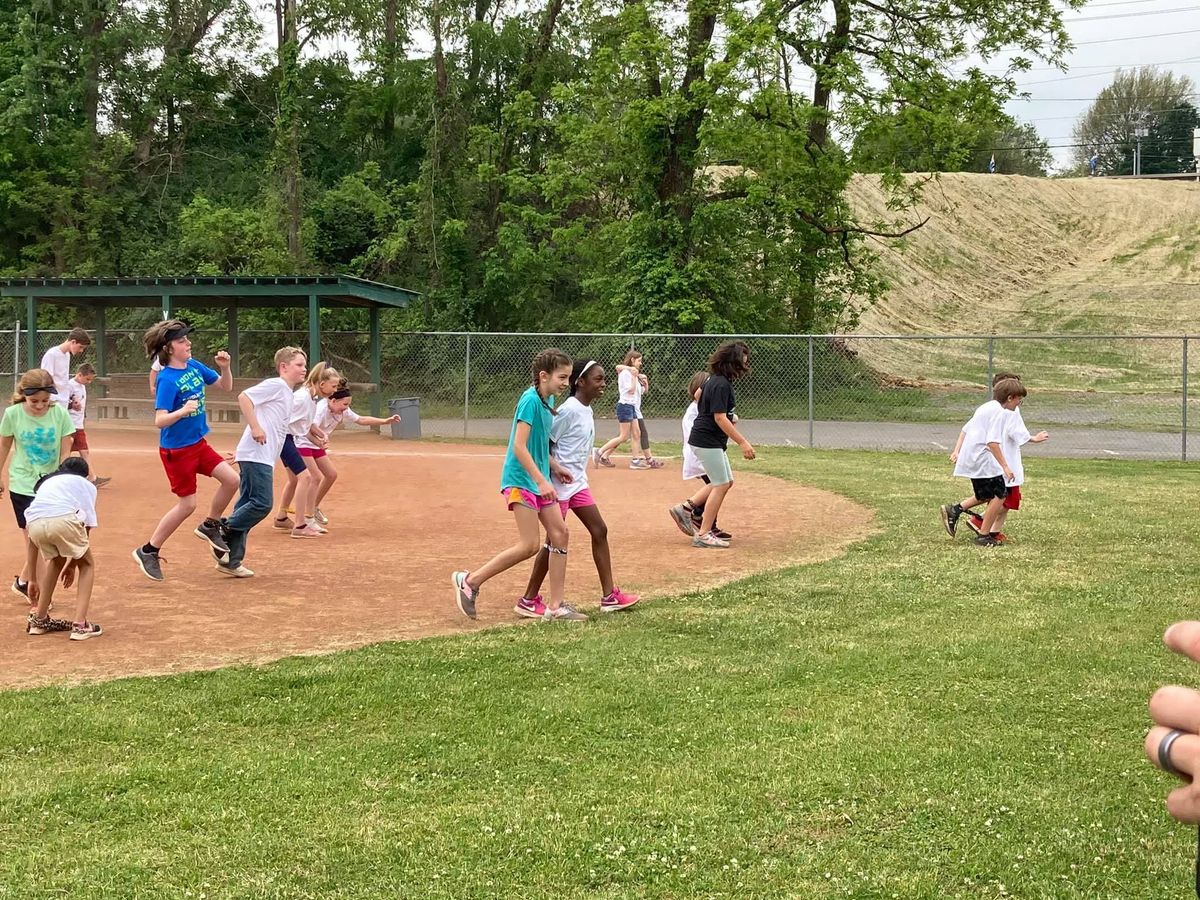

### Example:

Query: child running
xmin=515 ymin=359 xmax=640 ymax=617
xmin=452 ymin=348 xmax=587 ymax=621
xmin=0 ymin=369 xmax=76 ymax=601
xmin=217 ymin=347 xmax=309 ymax=577
xmin=274 ymin=362 xmax=341 ymax=539
xmin=133 ymin=321 xmax=238 ymax=582
xmin=66 ymin=363 xmax=111 ymax=487
xmin=687 ymin=341 xmax=755 ymax=549
xmin=297 ymin=382 xmax=399 ymax=525
xmin=24 ymin=457 xmax=102 ymax=640
xmin=594 ymin=350 xmax=645 ymax=468
xmin=668 ymin=371 xmax=732 ymax=541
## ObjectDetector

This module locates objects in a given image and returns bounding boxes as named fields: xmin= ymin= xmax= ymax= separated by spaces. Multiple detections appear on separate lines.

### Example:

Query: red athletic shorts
xmin=70 ymin=429 xmax=88 ymax=452
xmin=160 ymin=439 xmax=225 ymax=497
xmin=1003 ymin=485 xmax=1022 ymax=510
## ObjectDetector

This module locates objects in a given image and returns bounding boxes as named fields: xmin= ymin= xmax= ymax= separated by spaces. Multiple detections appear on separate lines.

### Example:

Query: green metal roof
xmin=0 ymin=275 xmax=418 ymax=309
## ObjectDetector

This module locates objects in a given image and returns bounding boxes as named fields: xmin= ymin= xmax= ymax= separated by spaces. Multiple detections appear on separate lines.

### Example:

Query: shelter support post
xmin=369 ymin=305 xmax=381 ymax=417
xmin=25 ymin=297 xmax=37 ymax=369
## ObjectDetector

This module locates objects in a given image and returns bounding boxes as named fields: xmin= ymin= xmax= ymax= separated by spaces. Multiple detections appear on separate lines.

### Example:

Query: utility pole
xmin=1134 ymin=125 xmax=1148 ymax=177
xmin=1194 ymin=127 xmax=1200 ymax=181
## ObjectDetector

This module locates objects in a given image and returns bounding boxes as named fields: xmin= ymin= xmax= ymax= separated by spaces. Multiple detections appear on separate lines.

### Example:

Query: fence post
xmin=13 ymin=320 xmax=20 ymax=391
xmin=464 ymin=334 xmax=471 ymax=438
xmin=807 ymin=335 xmax=815 ymax=449
xmin=986 ymin=336 xmax=995 ymax=393
xmin=1183 ymin=336 xmax=1189 ymax=463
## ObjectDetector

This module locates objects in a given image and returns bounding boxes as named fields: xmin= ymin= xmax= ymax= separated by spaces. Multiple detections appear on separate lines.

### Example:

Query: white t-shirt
xmin=40 ymin=346 xmax=72 ymax=409
xmin=289 ymin=387 xmax=319 ymax=438
xmin=953 ymin=399 xmax=1005 ymax=479
xmin=66 ymin=378 xmax=87 ymax=430
xmin=234 ymin=378 xmax=295 ymax=465
xmin=151 ymin=358 xmax=162 ymax=372
xmin=549 ymin=396 xmax=594 ymax=502
xmin=1000 ymin=407 xmax=1033 ymax=486
xmin=297 ymin=399 xmax=361 ymax=450
xmin=26 ymin=474 xmax=98 ymax=528
xmin=681 ymin=402 xmax=706 ymax=480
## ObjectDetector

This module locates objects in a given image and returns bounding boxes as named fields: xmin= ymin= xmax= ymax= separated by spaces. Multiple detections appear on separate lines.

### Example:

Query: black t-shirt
xmin=688 ymin=375 xmax=735 ymax=449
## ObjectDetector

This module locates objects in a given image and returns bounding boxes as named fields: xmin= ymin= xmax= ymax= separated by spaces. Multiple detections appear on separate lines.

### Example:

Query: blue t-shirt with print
xmin=156 ymin=359 xmax=220 ymax=449
xmin=499 ymin=386 xmax=555 ymax=493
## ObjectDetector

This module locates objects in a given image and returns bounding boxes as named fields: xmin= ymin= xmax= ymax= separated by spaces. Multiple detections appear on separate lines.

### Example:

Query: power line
xmin=1069 ymin=5 xmax=1200 ymax=22
xmin=1008 ymin=93 xmax=1200 ymax=100
xmin=1017 ymin=56 xmax=1200 ymax=85
xmin=1020 ymin=104 xmax=1200 ymax=121
xmin=1071 ymin=26 xmax=1200 ymax=44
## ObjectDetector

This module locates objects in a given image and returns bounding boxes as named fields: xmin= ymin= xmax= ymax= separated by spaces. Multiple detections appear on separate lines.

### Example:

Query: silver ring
xmin=1159 ymin=728 xmax=1188 ymax=778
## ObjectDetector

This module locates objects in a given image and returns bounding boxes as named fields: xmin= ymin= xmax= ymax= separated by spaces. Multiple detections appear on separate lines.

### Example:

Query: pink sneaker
xmin=600 ymin=587 xmax=640 ymax=612
xmin=514 ymin=595 xmax=548 ymax=618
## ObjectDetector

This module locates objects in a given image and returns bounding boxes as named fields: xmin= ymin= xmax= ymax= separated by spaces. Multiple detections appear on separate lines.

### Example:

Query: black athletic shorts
xmin=970 ymin=475 xmax=1009 ymax=502
xmin=10 ymin=492 xmax=34 ymax=529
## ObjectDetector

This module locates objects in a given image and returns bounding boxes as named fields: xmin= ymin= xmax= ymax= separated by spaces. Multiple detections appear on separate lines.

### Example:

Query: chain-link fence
xmin=6 ymin=326 xmax=1197 ymax=460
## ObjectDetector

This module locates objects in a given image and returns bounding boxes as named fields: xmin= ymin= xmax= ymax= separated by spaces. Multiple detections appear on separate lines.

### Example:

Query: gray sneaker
xmin=452 ymin=571 xmax=477 ymax=619
xmin=194 ymin=519 xmax=230 ymax=561
xmin=669 ymin=503 xmax=697 ymax=537
xmin=549 ymin=603 xmax=589 ymax=621
xmin=132 ymin=546 xmax=164 ymax=581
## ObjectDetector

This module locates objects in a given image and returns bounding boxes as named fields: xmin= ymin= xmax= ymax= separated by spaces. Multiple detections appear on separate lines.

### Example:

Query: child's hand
xmin=386 ymin=415 xmax=400 ymax=424
xmin=214 ymin=350 xmax=232 ymax=368
xmin=741 ymin=441 xmax=756 ymax=460
xmin=949 ymin=451 xmax=959 ymax=463
xmin=1002 ymin=467 xmax=1014 ymax=483
xmin=61 ymin=561 xmax=77 ymax=589
xmin=550 ymin=461 xmax=573 ymax=484
xmin=251 ymin=426 xmax=267 ymax=444
xmin=181 ymin=398 xmax=200 ymax=416
xmin=1032 ymin=431 xmax=1049 ymax=442
xmin=536 ymin=478 xmax=558 ymax=502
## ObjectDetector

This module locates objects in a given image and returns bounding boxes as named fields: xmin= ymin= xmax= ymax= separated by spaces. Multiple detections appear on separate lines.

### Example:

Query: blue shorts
xmin=616 ymin=403 xmax=637 ymax=423
xmin=280 ymin=434 xmax=306 ymax=475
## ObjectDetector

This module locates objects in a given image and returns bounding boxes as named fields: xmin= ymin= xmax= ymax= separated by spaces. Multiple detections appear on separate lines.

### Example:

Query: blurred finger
xmin=1146 ymin=725 xmax=1199 ymax=779
xmin=1165 ymin=622 xmax=1200 ymax=664
xmin=1150 ymin=685 xmax=1200 ymax=734
xmin=1166 ymin=783 xmax=1200 ymax=824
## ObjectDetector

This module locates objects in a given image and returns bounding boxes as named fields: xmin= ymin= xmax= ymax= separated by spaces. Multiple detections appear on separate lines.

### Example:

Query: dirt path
xmin=1 ymin=427 xmax=875 ymax=689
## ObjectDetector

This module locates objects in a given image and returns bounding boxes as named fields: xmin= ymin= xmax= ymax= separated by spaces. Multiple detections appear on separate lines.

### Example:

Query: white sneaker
xmin=692 ymin=531 xmax=730 ymax=549
xmin=548 ymin=603 xmax=589 ymax=621
xmin=313 ymin=508 xmax=329 ymax=526
xmin=215 ymin=562 xmax=254 ymax=577
xmin=304 ymin=517 xmax=329 ymax=534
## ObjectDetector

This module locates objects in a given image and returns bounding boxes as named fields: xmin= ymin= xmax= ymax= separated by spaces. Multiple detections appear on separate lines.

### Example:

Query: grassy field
xmin=1 ymin=450 xmax=1197 ymax=898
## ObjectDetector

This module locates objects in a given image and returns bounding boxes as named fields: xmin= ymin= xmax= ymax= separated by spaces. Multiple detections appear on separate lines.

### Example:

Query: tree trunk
xmin=279 ymin=0 xmax=302 ymax=262
xmin=806 ymin=0 xmax=849 ymax=150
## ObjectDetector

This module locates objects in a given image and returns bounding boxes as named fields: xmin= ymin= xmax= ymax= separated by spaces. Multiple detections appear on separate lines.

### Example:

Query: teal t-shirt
xmin=499 ymin=386 xmax=555 ymax=492
xmin=0 ymin=402 xmax=75 ymax=496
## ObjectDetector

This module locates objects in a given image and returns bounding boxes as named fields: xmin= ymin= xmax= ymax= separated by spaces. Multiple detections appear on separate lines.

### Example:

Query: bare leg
xmin=538 ymin=505 xmax=569 ymax=610
xmin=150 ymin=493 xmax=198 ymax=547
xmin=687 ymin=482 xmax=714 ymax=508
xmin=20 ymin=533 xmax=38 ymax=591
xmin=523 ymin=546 xmax=550 ymax=599
xmin=466 ymin=505 xmax=544 ymax=589
xmin=598 ymin=421 xmax=633 ymax=459
xmin=277 ymin=469 xmax=299 ymax=520
xmin=70 ymin=550 xmax=95 ymax=623
xmin=313 ymin=456 xmax=338 ymax=508
xmin=573 ymin=505 xmax=613 ymax=596
xmin=34 ymin=556 xmax=67 ymax=619
xmin=295 ymin=457 xmax=321 ymax=524
xmin=993 ymin=508 xmax=1010 ymax=533
xmin=979 ymin=497 xmax=1005 ymax=536
xmin=958 ymin=495 xmax=983 ymax=510
xmin=699 ymin=482 xmax=733 ymax=535
xmin=207 ymin=461 xmax=239 ymax=519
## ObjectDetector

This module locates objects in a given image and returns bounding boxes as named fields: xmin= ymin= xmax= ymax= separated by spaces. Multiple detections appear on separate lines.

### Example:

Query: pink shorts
xmin=501 ymin=486 xmax=557 ymax=511
xmin=298 ymin=447 xmax=327 ymax=459
xmin=558 ymin=488 xmax=596 ymax=517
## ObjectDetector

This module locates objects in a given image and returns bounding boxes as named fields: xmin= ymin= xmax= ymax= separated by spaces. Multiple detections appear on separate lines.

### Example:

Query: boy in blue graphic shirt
xmin=132 ymin=320 xmax=241 ymax=582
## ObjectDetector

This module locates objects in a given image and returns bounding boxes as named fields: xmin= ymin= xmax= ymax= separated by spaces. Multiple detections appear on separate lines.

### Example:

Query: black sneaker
xmin=975 ymin=534 xmax=1002 ymax=547
xmin=940 ymin=504 xmax=962 ymax=537
xmin=194 ymin=519 xmax=230 ymax=561
xmin=132 ymin=546 xmax=164 ymax=581
xmin=10 ymin=576 xmax=29 ymax=599
xmin=712 ymin=526 xmax=733 ymax=540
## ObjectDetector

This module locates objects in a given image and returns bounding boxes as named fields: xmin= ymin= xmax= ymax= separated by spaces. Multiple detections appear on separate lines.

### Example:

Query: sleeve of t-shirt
xmin=618 ymin=370 xmax=634 ymax=396
xmin=707 ymin=379 xmax=734 ymax=416
xmin=242 ymin=379 xmax=285 ymax=407
xmin=342 ymin=406 xmax=360 ymax=424
xmin=514 ymin=390 xmax=541 ymax=425
xmin=150 ymin=358 xmax=162 ymax=372
xmin=155 ymin=370 xmax=178 ymax=411
xmin=288 ymin=390 xmax=310 ymax=427
xmin=0 ymin=406 xmax=15 ymax=438
xmin=196 ymin=361 xmax=220 ymax=386
xmin=81 ymin=481 xmax=99 ymax=528
xmin=985 ymin=409 xmax=1011 ymax=445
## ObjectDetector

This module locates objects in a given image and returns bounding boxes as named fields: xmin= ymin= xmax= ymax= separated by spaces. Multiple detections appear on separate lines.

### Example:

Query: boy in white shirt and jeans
xmin=215 ymin=347 xmax=308 ymax=577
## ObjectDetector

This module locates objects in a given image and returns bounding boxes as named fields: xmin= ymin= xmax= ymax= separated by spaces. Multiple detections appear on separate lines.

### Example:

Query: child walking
xmin=66 ymin=363 xmax=111 ymax=487
xmin=133 ymin=321 xmax=238 ymax=582
xmin=515 ymin=360 xmax=640 ymax=617
xmin=217 ymin=347 xmax=309 ymax=577
xmin=452 ymin=349 xmax=587 ymax=621
xmin=298 ymin=383 xmax=399 ymax=525
xmin=40 ymin=327 xmax=91 ymax=411
xmin=25 ymin=457 xmax=102 ymax=640
xmin=669 ymin=371 xmax=732 ymax=541
xmin=274 ymin=362 xmax=341 ymax=538
xmin=595 ymin=350 xmax=647 ymax=468
xmin=0 ymin=369 xmax=76 ymax=601
xmin=687 ymin=341 xmax=755 ymax=549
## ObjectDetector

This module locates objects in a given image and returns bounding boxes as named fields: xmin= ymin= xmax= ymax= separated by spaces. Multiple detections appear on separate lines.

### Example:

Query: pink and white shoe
xmin=600 ymin=587 xmax=640 ymax=612
xmin=692 ymin=531 xmax=730 ymax=549
xmin=514 ymin=595 xmax=548 ymax=618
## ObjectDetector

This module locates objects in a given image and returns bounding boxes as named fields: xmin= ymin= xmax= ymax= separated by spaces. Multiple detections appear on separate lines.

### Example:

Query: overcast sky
xmin=994 ymin=0 xmax=1200 ymax=171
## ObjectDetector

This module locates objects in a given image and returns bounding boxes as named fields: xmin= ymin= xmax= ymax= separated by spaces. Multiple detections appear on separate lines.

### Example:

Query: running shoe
xmin=69 ymin=622 xmax=103 ymax=641
xmin=646 ymin=458 xmax=664 ymax=469
xmin=975 ymin=534 xmax=1002 ymax=547
xmin=304 ymin=517 xmax=329 ymax=534
xmin=452 ymin=571 xmax=477 ymax=619
xmin=593 ymin=449 xmax=615 ymax=469
xmin=194 ymin=519 xmax=231 ymax=559
xmin=313 ymin=508 xmax=329 ymax=526
xmin=132 ymin=546 xmax=164 ymax=581
xmin=215 ymin=562 xmax=254 ymax=577
xmin=692 ymin=531 xmax=730 ymax=549
xmin=630 ymin=458 xmax=648 ymax=470
xmin=514 ymin=595 xmax=548 ymax=618
xmin=27 ymin=613 xmax=72 ymax=635
xmin=669 ymin=504 xmax=697 ymax=537
xmin=273 ymin=516 xmax=295 ymax=530
xmin=939 ymin=503 xmax=962 ymax=537
xmin=10 ymin=576 xmax=29 ymax=600
xmin=600 ymin=587 xmax=640 ymax=612
xmin=550 ymin=604 xmax=588 ymax=621
xmin=290 ymin=525 xmax=323 ymax=539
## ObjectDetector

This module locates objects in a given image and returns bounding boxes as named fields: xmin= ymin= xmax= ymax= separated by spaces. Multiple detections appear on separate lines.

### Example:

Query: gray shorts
xmin=691 ymin=446 xmax=732 ymax=485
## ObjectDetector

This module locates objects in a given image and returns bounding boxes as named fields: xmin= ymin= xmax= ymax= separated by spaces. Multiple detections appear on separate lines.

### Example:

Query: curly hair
xmin=708 ymin=341 xmax=751 ymax=380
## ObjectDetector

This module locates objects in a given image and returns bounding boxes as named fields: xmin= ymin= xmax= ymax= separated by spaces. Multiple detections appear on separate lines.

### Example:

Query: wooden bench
xmin=91 ymin=374 xmax=378 ymax=424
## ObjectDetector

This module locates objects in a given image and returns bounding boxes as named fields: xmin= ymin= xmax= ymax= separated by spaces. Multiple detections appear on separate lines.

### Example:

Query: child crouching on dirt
xmin=25 ymin=457 xmax=102 ymax=640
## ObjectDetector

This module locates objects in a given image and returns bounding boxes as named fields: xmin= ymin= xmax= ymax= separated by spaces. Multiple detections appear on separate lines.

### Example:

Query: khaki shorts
xmin=27 ymin=515 xmax=90 ymax=561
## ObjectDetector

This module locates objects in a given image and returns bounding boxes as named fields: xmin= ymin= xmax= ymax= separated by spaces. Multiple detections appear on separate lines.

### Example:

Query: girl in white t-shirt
xmin=275 ymin=362 xmax=341 ymax=538
xmin=515 ymin=359 xmax=639 ymax=617
xmin=595 ymin=350 xmax=648 ymax=468
xmin=299 ymin=383 xmax=399 ymax=525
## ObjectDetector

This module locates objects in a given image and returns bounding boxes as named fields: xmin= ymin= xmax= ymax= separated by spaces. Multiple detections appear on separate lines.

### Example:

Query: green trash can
xmin=387 ymin=397 xmax=421 ymax=440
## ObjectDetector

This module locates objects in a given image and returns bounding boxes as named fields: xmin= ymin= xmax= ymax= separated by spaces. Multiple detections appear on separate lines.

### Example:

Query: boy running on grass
xmin=214 ymin=347 xmax=308 ymax=578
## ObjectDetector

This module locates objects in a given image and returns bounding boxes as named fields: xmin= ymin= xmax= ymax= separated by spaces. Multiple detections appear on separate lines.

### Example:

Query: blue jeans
xmin=223 ymin=461 xmax=273 ymax=568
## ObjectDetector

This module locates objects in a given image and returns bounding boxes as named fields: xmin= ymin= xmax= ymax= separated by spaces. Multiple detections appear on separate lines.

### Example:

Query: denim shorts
xmin=616 ymin=403 xmax=637 ymax=423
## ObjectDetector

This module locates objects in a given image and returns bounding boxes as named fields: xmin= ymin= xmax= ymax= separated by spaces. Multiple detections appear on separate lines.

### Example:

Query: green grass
xmin=2 ymin=451 xmax=1197 ymax=898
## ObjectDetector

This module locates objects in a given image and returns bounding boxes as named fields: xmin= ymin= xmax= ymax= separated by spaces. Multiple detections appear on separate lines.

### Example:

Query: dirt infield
xmin=1 ymin=425 xmax=875 ymax=689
